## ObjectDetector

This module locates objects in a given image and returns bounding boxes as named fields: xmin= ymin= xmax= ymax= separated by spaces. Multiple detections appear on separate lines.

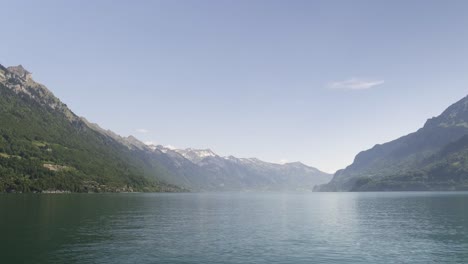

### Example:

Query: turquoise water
xmin=1 ymin=192 xmax=468 ymax=263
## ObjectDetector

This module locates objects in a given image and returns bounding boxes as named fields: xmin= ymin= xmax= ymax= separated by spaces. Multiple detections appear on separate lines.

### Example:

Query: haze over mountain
xmin=317 ymin=95 xmax=468 ymax=191
xmin=0 ymin=64 xmax=330 ymax=192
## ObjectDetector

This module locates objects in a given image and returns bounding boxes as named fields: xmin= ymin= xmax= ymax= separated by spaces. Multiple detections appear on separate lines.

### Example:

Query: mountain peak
xmin=0 ymin=64 xmax=79 ymax=123
xmin=7 ymin=65 xmax=32 ymax=80
xmin=318 ymin=93 xmax=468 ymax=191
xmin=284 ymin=161 xmax=305 ymax=166
xmin=174 ymin=148 xmax=218 ymax=163
xmin=424 ymin=94 xmax=468 ymax=129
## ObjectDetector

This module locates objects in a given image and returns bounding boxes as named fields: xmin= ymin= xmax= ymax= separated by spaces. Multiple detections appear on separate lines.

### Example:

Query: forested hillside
xmin=0 ymin=65 xmax=181 ymax=193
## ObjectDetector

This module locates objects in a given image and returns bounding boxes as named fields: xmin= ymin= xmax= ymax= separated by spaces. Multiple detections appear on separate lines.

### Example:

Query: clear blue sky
xmin=2 ymin=0 xmax=468 ymax=172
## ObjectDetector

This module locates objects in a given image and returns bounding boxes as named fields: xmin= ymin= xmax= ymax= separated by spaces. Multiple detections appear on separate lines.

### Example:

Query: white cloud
xmin=279 ymin=159 xmax=289 ymax=164
xmin=144 ymin=141 xmax=156 ymax=145
xmin=329 ymin=78 xmax=384 ymax=90
xmin=136 ymin=128 xmax=149 ymax=133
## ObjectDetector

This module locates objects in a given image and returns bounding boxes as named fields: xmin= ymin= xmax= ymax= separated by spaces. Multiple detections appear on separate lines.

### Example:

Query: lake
xmin=1 ymin=192 xmax=468 ymax=263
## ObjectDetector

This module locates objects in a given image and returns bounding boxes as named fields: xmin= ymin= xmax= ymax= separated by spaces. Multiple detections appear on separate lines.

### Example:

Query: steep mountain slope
xmin=317 ymin=95 xmax=468 ymax=191
xmin=0 ymin=64 xmax=181 ymax=192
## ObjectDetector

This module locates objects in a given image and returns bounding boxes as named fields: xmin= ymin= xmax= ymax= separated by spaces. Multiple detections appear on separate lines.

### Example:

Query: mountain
xmin=174 ymin=148 xmax=217 ymax=163
xmin=317 ymin=95 xmax=468 ymax=191
xmin=79 ymin=118 xmax=332 ymax=192
xmin=0 ymin=64 xmax=182 ymax=193
xmin=145 ymin=145 xmax=332 ymax=191
xmin=0 ymin=63 xmax=330 ymax=193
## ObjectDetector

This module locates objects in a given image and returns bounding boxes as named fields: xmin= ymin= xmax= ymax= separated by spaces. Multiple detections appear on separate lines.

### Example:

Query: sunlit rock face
xmin=0 ymin=64 xmax=78 ymax=122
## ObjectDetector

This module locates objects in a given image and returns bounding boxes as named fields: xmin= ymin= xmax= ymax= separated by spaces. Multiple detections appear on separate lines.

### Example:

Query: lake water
xmin=1 ymin=192 xmax=468 ymax=264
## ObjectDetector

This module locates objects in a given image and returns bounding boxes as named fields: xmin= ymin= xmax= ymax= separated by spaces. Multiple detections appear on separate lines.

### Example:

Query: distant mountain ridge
xmin=317 ymin=94 xmax=468 ymax=191
xmin=173 ymin=148 xmax=218 ymax=164
xmin=81 ymin=117 xmax=332 ymax=191
xmin=79 ymin=106 xmax=332 ymax=191
xmin=145 ymin=144 xmax=331 ymax=191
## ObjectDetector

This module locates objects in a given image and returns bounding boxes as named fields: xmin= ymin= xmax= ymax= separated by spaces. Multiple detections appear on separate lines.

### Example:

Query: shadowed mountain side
xmin=317 ymin=95 xmax=468 ymax=191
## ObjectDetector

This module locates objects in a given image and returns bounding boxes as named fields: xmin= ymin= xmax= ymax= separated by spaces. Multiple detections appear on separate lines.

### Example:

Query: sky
xmin=2 ymin=0 xmax=468 ymax=173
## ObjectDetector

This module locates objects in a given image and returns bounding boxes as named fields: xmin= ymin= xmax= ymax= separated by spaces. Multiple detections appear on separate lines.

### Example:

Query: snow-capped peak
xmin=144 ymin=141 xmax=178 ymax=153
xmin=174 ymin=148 xmax=218 ymax=163
xmin=147 ymin=144 xmax=158 ymax=151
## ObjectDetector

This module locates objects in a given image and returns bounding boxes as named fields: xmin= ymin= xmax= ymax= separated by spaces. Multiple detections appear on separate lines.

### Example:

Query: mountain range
xmin=147 ymin=145 xmax=331 ymax=191
xmin=3 ymin=63 xmax=468 ymax=193
xmin=0 ymin=64 xmax=331 ymax=192
xmin=81 ymin=119 xmax=332 ymax=191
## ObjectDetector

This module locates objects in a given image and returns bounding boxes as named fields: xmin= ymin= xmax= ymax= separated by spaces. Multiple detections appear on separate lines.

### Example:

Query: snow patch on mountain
xmin=174 ymin=148 xmax=218 ymax=163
